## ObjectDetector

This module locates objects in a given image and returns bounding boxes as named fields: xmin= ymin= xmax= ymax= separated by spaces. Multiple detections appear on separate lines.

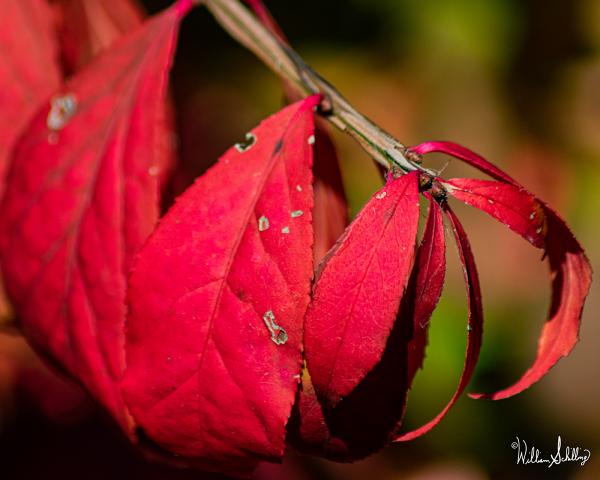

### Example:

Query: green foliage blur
xmin=1 ymin=1 xmax=598 ymax=479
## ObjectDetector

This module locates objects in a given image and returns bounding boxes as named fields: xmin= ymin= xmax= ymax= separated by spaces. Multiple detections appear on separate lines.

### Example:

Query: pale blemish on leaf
xmin=308 ymin=134 xmax=315 ymax=145
xmin=258 ymin=215 xmax=270 ymax=232
xmin=234 ymin=132 xmax=257 ymax=152
xmin=291 ymin=210 xmax=303 ymax=218
xmin=263 ymin=310 xmax=288 ymax=345
xmin=148 ymin=166 xmax=160 ymax=176
xmin=47 ymin=94 xmax=78 ymax=131
xmin=281 ymin=226 xmax=290 ymax=234
xmin=296 ymin=185 xmax=302 ymax=192
xmin=375 ymin=191 xmax=387 ymax=200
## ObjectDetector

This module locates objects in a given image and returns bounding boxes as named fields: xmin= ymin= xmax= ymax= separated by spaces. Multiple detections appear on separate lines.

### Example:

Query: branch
xmin=200 ymin=0 xmax=432 ymax=175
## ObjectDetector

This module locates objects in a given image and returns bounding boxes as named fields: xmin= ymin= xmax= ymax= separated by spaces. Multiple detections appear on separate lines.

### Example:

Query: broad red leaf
xmin=0 ymin=0 xmax=62 ymax=196
xmin=0 ymin=0 xmax=62 ymax=323
xmin=0 ymin=0 xmax=191 ymax=432
xmin=122 ymin=97 xmax=318 ymax=470
xmin=305 ymin=172 xmax=420 ymax=407
xmin=244 ymin=0 xmax=349 ymax=264
xmin=395 ymin=203 xmax=483 ymax=441
xmin=443 ymin=178 xmax=592 ymax=400
xmin=54 ymin=0 xmax=178 ymax=197
xmin=53 ymin=0 xmax=146 ymax=74
xmin=406 ymin=196 xmax=446 ymax=385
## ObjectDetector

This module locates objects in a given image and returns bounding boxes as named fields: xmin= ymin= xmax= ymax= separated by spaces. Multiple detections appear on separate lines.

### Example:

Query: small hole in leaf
xmin=234 ymin=132 xmax=257 ymax=152
xmin=258 ymin=215 xmax=270 ymax=232
xmin=263 ymin=310 xmax=288 ymax=346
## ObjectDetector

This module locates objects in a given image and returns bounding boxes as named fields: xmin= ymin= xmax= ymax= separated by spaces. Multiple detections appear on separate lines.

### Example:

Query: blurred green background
xmin=1 ymin=0 xmax=598 ymax=479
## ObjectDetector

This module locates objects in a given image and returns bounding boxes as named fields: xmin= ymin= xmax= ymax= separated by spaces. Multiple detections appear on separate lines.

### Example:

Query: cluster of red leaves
xmin=0 ymin=0 xmax=591 ymax=478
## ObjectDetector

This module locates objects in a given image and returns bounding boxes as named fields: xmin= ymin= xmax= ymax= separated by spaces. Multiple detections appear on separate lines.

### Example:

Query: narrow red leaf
xmin=305 ymin=172 xmax=420 ymax=407
xmin=395 ymin=203 xmax=483 ymax=441
xmin=122 ymin=97 xmax=318 ymax=469
xmin=406 ymin=196 xmax=446 ymax=385
xmin=54 ymin=0 xmax=146 ymax=73
xmin=244 ymin=0 xmax=349 ymax=264
xmin=0 ymin=1 xmax=191 ymax=432
xmin=442 ymin=179 xmax=592 ymax=400
xmin=411 ymin=141 xmax=517 ymax=185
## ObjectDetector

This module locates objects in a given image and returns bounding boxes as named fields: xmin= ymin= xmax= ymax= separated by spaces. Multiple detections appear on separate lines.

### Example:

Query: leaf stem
xmin=200 ymin=0 xmax=432 ymax=175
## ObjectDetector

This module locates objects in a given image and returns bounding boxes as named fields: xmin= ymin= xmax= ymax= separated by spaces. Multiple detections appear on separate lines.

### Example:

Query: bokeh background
xmin=1 ymin=0 xmax=599 ymax=478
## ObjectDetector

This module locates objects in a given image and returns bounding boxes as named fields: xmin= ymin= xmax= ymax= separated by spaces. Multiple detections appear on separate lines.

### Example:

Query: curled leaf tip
xmin=432 ymin=144 xmax=592 ymax=401
xmin=469 ymin=206 xmax=592 ymax=400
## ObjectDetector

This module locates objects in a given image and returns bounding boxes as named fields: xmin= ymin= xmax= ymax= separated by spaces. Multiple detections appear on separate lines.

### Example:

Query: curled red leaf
xmin=305 ymin=172 xmax=420 ymax=407
xmin=412 ymin=141 xmax=592 ymax=400
xmin=443 ymin=178 xmax=592 ymax=400
xmin=122 ymin=97 xmax=318 ymax=472
xmin=395 ymin=202 xmax=483 ymax=441
xmin=0 ymin=1 xmax=190 ymax=432
xmin=444 ymin=178 xmax=546 ymax=248
xmin=411 ymin=141 xmax=517 ymax=185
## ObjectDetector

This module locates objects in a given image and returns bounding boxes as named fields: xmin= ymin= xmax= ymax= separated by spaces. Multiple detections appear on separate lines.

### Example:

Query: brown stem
xmin=200 ymin=0 xmax=433 ymax=175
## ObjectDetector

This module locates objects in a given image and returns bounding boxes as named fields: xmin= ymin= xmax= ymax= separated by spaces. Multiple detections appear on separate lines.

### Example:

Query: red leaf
xmin=442 ymin=179 xmax=592 ymax=400
xmin=312 ymin=123 xmax=348 ymax=264
xmin=411 ymin=141 xmax=517 ymax=185
xmin=305 ymin=172 xmax=420 ymax=407
xmin=290 ymin=291 xmax=414 ymax=461
xmin=395 ymin=203 xmax=483 ymax=441
xmin=244 ymin=0 xmax=349 ymax=264
xmin=122 ymin=97 xmax=319 ymax=470
xmin=443 ymin=178 xmax=546 ymax=248
xmin=0 ymin=1 xmax=191 ymax=432
xmin=0 ymin=0 xmax=62 ymax=197
xmin=54 ymin=0 xmax=178 ymax=196
xmin=287 ymin=370 xmax=352 ymax=462
xmin=54 ymin=0 xmax=146 ymax=73
xmin=406 ymin=196 xmax=446 ymax=385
